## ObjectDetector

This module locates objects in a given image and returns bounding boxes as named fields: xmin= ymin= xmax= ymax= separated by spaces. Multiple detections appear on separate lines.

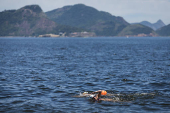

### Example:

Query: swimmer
xmin=89 ymin=90 xmax=107 ymax=101
xmin=74 ymin=91 xmax=155 ymax=103
xmin=84 ymin=91 xmax=130 ymax=102
xmin=74 ymin=91 xmax=131 ymax=102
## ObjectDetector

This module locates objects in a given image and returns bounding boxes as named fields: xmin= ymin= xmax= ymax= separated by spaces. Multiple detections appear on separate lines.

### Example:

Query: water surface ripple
xmin=0 ymin=37 xmax=170 ymax=112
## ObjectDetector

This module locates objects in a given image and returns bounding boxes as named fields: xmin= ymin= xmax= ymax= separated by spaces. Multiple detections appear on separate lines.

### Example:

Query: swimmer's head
xmin=101 ymin=90 xmax=107 ymax=95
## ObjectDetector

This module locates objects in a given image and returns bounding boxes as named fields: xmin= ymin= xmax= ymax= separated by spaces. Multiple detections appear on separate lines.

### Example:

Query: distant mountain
xmin=0 ymin=5 xmax=55 ymax=36
xmin=118 ymin=24 xmax=156 ymax=36
xmin=46 ymin=4 xmax=129 ymax=36
xmin=0 ymin=5 xmax=82 ymax=36
xmin=156 ymin=24 xmax=170 ymax=36
xmin=1 ymin=4 xmax=166 ymax=37
xmin=135 ymin=20 xmax=165 ymax=30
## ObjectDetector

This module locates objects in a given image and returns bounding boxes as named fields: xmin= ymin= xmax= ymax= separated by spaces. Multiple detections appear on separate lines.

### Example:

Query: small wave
xmin=149 ymin=82 xmax=169 ymax=87
xmin=12 ymin=100 xmax=25 ymax=104
xmin=38 ymin=85 xmax=52 ymax=91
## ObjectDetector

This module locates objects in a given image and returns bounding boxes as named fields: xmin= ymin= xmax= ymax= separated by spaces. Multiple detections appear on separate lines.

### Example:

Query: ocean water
xmin=0 ymin=37 xmax=170 ymax=113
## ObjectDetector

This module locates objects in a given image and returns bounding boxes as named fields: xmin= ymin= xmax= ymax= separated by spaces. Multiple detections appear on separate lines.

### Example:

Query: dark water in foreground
xmin=0 ymin=37 xmax=170 ymax=113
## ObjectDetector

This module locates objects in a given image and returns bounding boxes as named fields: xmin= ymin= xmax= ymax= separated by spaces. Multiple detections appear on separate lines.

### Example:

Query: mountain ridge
xmin=118 ymin=24 xmax=156 ymax=36
xmin=0 ymin=4 xmax=166 ymax=37
xmin=133 ymin=20 xmax=165 ymax=30
xmin=46 ymin=4 xmax=129 ymax=36
xmin=0 ymin=5 xmax=83 ymax=36
xmin=156 ymin=24 xmax=170 ymax=36
xmin=0 ymin=5 xmax=56 ymax=36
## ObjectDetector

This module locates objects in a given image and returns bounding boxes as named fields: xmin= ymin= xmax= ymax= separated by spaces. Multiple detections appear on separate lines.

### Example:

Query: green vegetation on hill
xmin=0 ymin=5 xmax=52 ymax=36
xmin=156 ymin=24 xmax=170 ymax=36
xmin=94 ymin=21 xmax=127 ymax=36
xmin=46 ymin=4 xmax=129 ymax=36
xmin=0 ymin=5 xmax=83 ymax=36
xmin=118 ymin=24 xmax=155 ymax=36
xmin=23 ymin=5 xmax=43 ymax=13
xmin=46 ymin=6 xmax=72 ymax=21
xmin=0 ymin=10 xmax=18 ymax=36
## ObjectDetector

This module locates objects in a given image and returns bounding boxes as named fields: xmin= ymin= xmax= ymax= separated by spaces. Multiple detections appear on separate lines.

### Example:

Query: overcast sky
xmin=0 ymin=0 xmax=170 ymax=25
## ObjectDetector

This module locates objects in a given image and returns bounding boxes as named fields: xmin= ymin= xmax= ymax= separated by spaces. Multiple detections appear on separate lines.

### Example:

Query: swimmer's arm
xmin=100 ymin=98 xmax=131 ymax=102
xmin=100 ymin=98 xmax=121 ymax=102
xmin=91 ymin=90 xmax=102 ymax=94
xmin=100 ymin=98 xmax=114 ymax=101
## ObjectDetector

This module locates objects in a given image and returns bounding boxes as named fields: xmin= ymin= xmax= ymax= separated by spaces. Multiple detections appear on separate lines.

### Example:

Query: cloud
xmin=0 ymin=0 xmax=170 ymax=24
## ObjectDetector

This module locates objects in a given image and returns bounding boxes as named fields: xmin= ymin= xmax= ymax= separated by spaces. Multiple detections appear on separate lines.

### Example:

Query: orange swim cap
xmin=101 ymin=90 xmax=107 ymax=95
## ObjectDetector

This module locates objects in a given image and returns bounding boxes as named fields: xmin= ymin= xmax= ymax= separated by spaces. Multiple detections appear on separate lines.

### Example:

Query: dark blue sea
xmin=0 ymin=37 xmax=170 ymax=113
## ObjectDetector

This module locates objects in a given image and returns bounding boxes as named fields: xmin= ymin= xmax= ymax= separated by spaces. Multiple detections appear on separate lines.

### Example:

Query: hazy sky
xmin=0 ymin=0 xmax=170 ymax=25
